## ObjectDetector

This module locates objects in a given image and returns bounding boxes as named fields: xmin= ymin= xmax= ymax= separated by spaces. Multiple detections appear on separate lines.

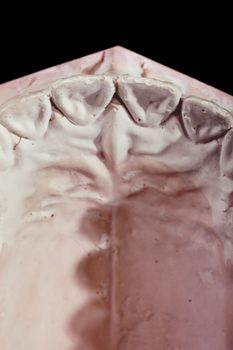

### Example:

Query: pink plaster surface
xmin=0 ymin=47 xmax=233 ymax=350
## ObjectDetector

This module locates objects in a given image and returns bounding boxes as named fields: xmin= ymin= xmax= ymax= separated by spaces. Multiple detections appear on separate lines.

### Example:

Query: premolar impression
xmin=182 ymin=96 xmax=232 ymax=143
xmin=51 ymin=75 xmax=115 ymax=126
xmin=117 ymin=76 xmax=182 ymax=127
xmin=0 ymin=92 xmax=51 ymax=139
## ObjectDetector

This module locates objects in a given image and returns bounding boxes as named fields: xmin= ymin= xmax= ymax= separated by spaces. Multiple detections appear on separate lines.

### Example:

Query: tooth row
xmin=0 ymin=75 xmax=183 ymax=137
xmin=0 ymin=75 xmax=232 ymax=172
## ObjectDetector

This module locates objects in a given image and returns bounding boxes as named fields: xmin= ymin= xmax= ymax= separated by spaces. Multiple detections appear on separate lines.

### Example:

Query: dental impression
xmin=0 ymin=46 xmax=233 ymax=350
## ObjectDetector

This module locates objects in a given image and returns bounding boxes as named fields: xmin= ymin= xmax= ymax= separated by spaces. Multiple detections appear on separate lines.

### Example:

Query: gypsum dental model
xmin=0 ymin=46 xmax=233 ymax=350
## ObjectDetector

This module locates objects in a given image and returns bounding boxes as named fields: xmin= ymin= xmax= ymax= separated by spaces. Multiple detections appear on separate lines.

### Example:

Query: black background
xmin=0 ymin=8 xmax=232 ymax=96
